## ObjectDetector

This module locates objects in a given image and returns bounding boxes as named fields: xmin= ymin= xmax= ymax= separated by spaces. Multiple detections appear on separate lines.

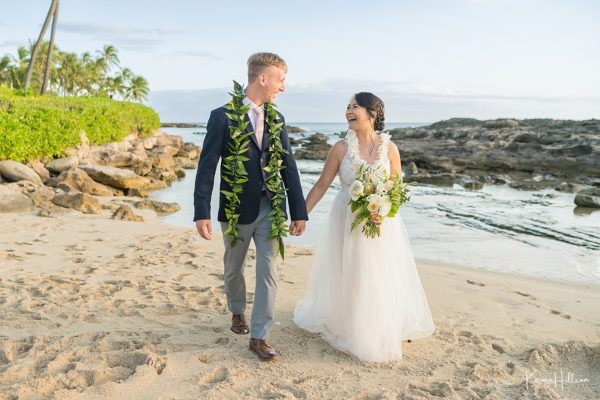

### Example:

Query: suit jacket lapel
xmin=261 ymin=119 xmax=270 ymax=152
xmin=244 ymin=113 xmax=260 ymax=149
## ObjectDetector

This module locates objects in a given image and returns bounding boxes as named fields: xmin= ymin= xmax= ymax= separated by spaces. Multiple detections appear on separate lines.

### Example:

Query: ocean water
xmin=154 ymin=124 xmax=600 ymax=286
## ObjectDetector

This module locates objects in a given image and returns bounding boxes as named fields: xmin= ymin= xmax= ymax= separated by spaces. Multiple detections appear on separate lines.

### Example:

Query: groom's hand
xmin=289 ymin=220 xmax=306 ymax=236
xmin=195 ymin=219 xmax=213 ymax=240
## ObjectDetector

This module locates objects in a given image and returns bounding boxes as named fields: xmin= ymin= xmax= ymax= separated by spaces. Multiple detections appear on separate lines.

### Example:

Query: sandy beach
xmin=0 ymin=206 xmax=599 ymax=400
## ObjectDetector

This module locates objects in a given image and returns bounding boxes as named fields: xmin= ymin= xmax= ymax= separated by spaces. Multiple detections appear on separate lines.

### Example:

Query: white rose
xmin=367 ymin=194 xmax=382 ymax=214
xmin=376 ymin=181 xmax=385 ymax=194
xmin=378 ymin=195 xmax=392 ymax=216
xmin=350 ymin=180 xmax=364 ymax=200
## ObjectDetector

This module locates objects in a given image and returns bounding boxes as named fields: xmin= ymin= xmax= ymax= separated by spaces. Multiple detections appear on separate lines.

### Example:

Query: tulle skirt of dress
xmin=293 ymin=189 xmax=435 ymax=362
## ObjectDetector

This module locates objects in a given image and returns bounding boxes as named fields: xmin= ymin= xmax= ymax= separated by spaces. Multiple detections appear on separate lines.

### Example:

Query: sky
xmin=1 ymin=0 xmax=599 ymax=122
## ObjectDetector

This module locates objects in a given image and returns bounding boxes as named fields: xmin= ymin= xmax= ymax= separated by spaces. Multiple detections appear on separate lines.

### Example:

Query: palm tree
xmin=127 ymin=75 xmax=149 ymax=102
xmin=0 ymin=56 xmax=11 ymax=85
xmin=97 ymin=45 xmax=120 ymax=72
xmin=41 ymin=0 xmax=59 ymax=94
xmin=24 ymin=0 xmax=58 ymax=90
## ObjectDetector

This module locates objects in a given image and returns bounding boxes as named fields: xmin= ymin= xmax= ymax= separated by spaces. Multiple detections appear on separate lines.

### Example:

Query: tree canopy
xmin=1 ymin=42 xmax=150 ymax=102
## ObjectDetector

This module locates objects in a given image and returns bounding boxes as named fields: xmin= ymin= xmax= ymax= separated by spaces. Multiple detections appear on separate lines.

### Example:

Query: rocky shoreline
xmin=291 ymin=118 xmax=600 ymax=207
xmin=160 ymin=122 xmax=205 ymax=128
xmin=0 ymin=130 xmax=201 ymax=218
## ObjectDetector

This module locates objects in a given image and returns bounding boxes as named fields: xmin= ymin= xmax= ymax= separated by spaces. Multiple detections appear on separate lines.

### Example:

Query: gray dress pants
xmin=220 ymin=193 xmax=278 ymax=340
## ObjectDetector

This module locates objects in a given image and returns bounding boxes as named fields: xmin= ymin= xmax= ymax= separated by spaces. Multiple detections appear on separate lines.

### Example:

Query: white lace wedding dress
xmin=293 ymin=130 xmax=435 ymax=362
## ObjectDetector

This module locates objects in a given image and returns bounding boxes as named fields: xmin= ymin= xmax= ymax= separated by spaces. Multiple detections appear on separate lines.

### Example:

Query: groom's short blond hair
xmin=247 ymin=52 xmax=287 ymax=83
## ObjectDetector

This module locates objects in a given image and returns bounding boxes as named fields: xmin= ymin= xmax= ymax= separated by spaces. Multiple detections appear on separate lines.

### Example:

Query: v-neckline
xmin=356 ymin=135 xmax=383 ymax=166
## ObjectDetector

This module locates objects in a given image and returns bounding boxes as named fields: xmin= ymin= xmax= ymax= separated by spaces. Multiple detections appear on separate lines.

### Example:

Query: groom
xmin=193 ymin=52 xmax=308 ymax=361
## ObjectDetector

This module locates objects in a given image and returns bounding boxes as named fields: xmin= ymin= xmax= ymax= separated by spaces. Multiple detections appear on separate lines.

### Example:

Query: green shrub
xmin=0 ymin=88 xmax=160 ymax=162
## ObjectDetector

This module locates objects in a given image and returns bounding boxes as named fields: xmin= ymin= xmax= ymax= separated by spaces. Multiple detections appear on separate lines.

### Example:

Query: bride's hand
xmin=370 ymin=213 xmax=382 ymax=226
xmin=290 ymin=220 xmax=306 ymax=236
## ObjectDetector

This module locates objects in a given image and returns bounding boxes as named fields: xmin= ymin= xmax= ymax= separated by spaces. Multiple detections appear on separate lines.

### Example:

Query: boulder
xmin=175 ymin=142 xmax=201 ymax=159
xmin=143 ymin=137 xmax=158 ymax=150
xmin=489 ymin=174 xmax=513 ymax=184
xmin=154 ymin=145 xmax=180 ymax=158
xmin=79 ymin=164 xmax=157 ymax=191
xmin=56 ymin=182 xmax=79 ymax=193
xmin=103 ymin=152 xmax=146 ymax=169
xmin=0 ymin=185 xmax=34 ymax=212
xmin=461 ymin=179 xmax=484 ymax=190
xmin=512 ymin=133 xmax=538 ymax=143
xmin=7 ymin=181 xmax=57 ymax=209
xmin=174 ymin=157 xmax=197 ymax=169
xmin=45 ymin=157 xmax=79 ymax=174
xmin=132 ymin=159 xmax=155 ymax=176
xmin=150 ymin=153 xmax=175 ymax=169
xmin=127 ymin=188 xmax=150 ymax=198
xmin=410 ymin=173 xmax=455 ymax=187
xmin=574 ymin=188 xmax=600 ymax=208
xmin=484 ymin=119 xmax=519 ymax=129
xmin=155 ymin=132 xmax=183 ymax=149
xmin=112 ymin=204 xmax=144 ymax=222
xmin=555 ymin=182 xmax=583 ymax=193
xmin=550 ymin=145 xmax=593 ymax=157
xmin=27 ymin=160 xmax=51 ymax=182
xmin=0 ymin=160 xmax=43 ymax=185
xmin=135 ymin=199 xmax=180 ymax=214
xmin=50 ymin=168 xmax=116 ymax=196
xmin=294 ymin=133 xmax=332 ymax=160
xmin=403 ymin=162 xmax=419 ymax=180
xmin=148 ymin=168 xmax=178 ymax=184
xmin=174 ymin=168 xmax=186 ymax=179
xmin=52 ymin=193 xmax=101 ymax=214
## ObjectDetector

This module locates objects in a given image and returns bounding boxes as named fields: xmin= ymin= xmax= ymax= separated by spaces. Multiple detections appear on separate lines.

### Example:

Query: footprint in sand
xmin=209 ymin=272 xmax=224 ymax=280
xmin=197 ymin=349 xmax=220 ymax=363
xmin=5 ymin=251 xmax=27 ymax=261
xmin=550 ymin=309 xmax=572 ymax=319
xmin=491 ymin=343 xmax=506 ymax=354
xmin=466 ymin=279 xmax=485 ymax=287
xmin=199 ymin=366 xmax=229 ymax=384
xmin=272 ymin=382 xmax=308 ymax=399
xmin=214 ymin=337 xmax=229 ymax=345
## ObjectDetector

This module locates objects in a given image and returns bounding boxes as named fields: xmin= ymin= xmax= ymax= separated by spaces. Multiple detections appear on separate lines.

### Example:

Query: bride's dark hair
xmin=354 ymin=92 xmax=385 ymax=131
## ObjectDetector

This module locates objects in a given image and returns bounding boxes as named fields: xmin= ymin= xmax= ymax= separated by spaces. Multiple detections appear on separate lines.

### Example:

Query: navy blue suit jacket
xmin=193 ymin=105 xmax=308 ymax=224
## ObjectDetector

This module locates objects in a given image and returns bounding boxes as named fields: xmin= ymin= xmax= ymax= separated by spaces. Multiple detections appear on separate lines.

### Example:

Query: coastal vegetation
xmin=0 ymin=88 xmax=159 ymax=162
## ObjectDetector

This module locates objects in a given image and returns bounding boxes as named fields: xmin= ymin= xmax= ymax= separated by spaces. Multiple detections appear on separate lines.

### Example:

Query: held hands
xmin=195 ymin=219 xmax=213 ymax=240
xmin=289 ymin=220 xmax=306 ymax=236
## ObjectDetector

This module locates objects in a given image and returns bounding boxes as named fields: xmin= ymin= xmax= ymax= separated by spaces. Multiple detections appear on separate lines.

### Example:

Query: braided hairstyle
xmin=354 ymin=92 xmax=385 ymax=131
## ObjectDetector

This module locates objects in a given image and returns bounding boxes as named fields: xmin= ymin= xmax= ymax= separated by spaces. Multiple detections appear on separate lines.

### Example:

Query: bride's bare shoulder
xmin=387 ymin=139 xmax=401 ymax=161
xmin=321 ymin=140 xmax=347 ymax=166
xmin=330 ymin=139 xmax=348 ymax=156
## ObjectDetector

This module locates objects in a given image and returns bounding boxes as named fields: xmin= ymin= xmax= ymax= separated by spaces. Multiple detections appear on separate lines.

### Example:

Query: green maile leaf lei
xmin=222 ymin=80 xmax=289 ymax=259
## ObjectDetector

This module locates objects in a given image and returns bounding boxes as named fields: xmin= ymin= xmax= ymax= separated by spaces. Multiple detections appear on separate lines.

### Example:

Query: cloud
xmin=173 ymin=50 xmax=224 ymax=61
xmin=59 ymin=21 xmax=186 ymax=36
xmin=58 ymin=21 xmax=187 ymax=52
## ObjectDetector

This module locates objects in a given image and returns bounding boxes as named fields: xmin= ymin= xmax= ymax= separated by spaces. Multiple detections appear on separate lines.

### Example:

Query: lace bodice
xmin=338 ymin=130 xmax=392 ymax=189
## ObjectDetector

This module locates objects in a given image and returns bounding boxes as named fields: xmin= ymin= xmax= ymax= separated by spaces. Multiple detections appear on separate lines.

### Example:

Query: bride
xmin=293 ymin=92 xmax=435 ymax=362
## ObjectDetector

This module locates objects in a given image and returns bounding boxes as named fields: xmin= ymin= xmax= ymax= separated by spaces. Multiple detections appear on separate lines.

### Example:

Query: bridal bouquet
xmin=348 ymin=164 xmax=412 ymax=238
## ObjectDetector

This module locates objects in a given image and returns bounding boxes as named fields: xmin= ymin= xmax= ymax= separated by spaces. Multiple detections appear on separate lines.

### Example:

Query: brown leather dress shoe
xmin=249 ymin=338 xmax=277 ymax=361
xmin=230 ymin=314 xmax=249 ymax=335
